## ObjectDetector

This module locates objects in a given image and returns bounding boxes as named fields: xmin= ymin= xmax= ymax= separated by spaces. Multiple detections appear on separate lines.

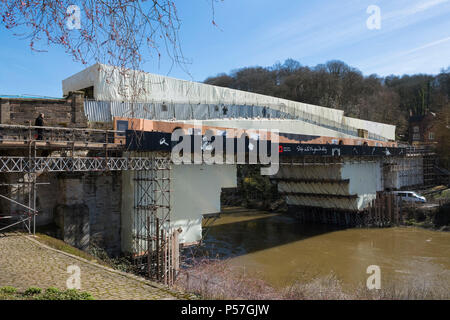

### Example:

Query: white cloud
xmin=402 ymin=36 xmax=450 ymax=55
xmin=358 ymin=36 xmax=450 ymax=76
xmin=385 ymin=0 xmax=449 ymax=19
xmin=413 ymin=0 xmax=449 ymax=13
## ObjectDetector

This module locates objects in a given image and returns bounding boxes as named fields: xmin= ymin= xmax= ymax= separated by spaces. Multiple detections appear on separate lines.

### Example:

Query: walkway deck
xmin=0 ymin=233 xmax=181 ymax=300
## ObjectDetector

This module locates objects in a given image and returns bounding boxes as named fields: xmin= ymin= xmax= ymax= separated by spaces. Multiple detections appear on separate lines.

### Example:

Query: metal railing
xmin=0 ymin=156 xmax=169 ymax=173
xmin=0 ymin=123 xmax=123 ymax=145
xmin=404 ymin=145 xmax=436 ymax=156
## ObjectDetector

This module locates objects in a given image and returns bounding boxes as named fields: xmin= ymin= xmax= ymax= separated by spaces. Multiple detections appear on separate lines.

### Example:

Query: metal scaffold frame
xmin=0 ymin=124 xmax=167 ymax=237
xmin=0 ymin=140 xmax=39 ymax=235
xmin=275 ymin=155 xmax=404 ymax=227
xmin=132 ymin=152 xmax=179 ymax=285
xmin=0 ymin=157 xmax=156 ymax=173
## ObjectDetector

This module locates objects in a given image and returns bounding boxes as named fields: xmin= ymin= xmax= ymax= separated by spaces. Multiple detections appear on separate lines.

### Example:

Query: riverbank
xmin=0 ymin=233 xmax=183 ymax=300
xmin=184 ymin=209 xmax=450 ymax=299
xmin=400 ymin=186 xmax=450 ymax=231
xmin=402 ymin=202 xmax=450 ymax=231
xmin=223 ymin=182 xmax=450 ymax=230
xmin=174 ymin=259 xmax=449 ymax=300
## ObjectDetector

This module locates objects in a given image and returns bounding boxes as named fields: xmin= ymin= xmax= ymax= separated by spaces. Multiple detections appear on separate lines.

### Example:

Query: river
xmin=197 ymin=208 xmax=450 ymax=292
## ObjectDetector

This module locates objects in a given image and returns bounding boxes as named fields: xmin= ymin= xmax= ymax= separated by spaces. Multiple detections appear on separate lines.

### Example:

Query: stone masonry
xmin=55 ymin=172 xmax=122 ymax=256
xmin=0 ymin=91 xmax=87 ymax=128
xmin=0 ymin=92 xmax=121 ymax=256
xmin=0 ymin=171 xmax=122 ymax=256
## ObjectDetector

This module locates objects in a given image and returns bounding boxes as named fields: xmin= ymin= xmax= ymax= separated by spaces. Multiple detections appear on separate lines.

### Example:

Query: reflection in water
xmin=197 ymin=210 xmax=450 ymax=290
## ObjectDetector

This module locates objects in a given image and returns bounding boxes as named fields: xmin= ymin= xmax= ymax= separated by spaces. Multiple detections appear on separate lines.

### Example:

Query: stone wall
xmin=0 ymin=172 xmax=59 ymax=237
xmin=55 ymin=172 xmax=122 ymax=256
xmin=0 ymin=171 xmax=122 ymax=255
xmin=0 ymin=91 xmax=87 ymax=128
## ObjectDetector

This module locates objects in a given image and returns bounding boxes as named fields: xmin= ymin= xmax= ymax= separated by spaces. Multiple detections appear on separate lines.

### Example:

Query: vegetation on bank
xmin=402 ymin=186 xmax=450 ymax=231
xmin=224 ymin=168 xmax=450 ymax=231
xmin=222 ymin=165 xmax=283 ymax=212
xmin=35 ymin=233 xmax=106 ymax=265
xmin=174 ymin=259 xmax=450 ymax=300
xmin=34 ymin=230 xmax=134 ymax=272
xmin=0 ymin=286 xmax=94 ymax=300
xmin=403 ymin=202 xmax=450 ymax=231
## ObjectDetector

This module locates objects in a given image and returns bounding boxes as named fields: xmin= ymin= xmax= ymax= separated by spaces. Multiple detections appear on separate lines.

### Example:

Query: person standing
xmin=35 ymin=113 xmax=44 ymax=140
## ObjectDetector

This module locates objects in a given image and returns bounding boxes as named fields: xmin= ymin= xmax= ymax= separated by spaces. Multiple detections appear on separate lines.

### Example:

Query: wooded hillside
xmin=205 ymin=59 xmax=450 ymax=141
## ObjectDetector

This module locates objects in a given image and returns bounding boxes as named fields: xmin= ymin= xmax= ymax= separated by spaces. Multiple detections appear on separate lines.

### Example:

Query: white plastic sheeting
xmin=275 ymin=160 xmax=383 ymax=211
xmin=181 ymin=119 xmax=359 ymax=139
xmin=64 ymin=63 xmax=396 ymax=140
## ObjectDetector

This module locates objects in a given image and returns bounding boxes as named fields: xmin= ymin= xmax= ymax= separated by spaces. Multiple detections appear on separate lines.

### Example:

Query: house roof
xmin=0 ymin=94 xmax=62 ymax=100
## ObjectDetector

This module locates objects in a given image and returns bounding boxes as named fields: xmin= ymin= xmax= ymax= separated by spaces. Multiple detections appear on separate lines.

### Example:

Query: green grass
xmin=34 ymin=233 xmax=110 ymax=268
xmin=0 ymin=286 xmax=94 ymax=300
xmin=435 ymin=189 xmax=450 ymax=201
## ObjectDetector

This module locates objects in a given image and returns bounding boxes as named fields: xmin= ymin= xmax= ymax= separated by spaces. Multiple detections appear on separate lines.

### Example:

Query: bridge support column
xmin=274 ymin=157 xmax=399 ymax=227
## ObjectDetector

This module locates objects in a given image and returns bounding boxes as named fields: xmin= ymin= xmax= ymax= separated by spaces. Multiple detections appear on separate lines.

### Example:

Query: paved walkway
xmin=0 ymin=233 xmax=180 ymax=300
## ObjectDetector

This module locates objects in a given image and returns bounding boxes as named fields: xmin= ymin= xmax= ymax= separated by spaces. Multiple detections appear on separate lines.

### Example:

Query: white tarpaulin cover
xmin=62 ymin=63 xmax=396 ymax=140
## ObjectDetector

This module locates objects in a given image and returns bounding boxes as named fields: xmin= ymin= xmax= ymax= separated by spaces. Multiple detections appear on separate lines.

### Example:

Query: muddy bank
xmin=402 ymin=202 xmax=450 ymax=231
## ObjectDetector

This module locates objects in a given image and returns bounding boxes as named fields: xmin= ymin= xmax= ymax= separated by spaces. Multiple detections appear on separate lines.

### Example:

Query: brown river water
xmin=198 ymin=209 xmax=450 ymax=291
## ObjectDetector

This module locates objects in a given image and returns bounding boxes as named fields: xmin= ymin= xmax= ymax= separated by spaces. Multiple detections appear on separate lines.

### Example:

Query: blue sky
xmin=1 ymin=0 xmax=449 ymax=97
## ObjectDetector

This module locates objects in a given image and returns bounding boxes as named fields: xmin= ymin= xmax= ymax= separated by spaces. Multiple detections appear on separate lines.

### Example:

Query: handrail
xmin=0 ymin=123 xmax=125 ymax=146
xmin=0 ymin=123 xmax=123 ymax=134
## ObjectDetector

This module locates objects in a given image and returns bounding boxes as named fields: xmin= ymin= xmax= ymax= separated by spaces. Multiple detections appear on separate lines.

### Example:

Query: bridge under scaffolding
xmin=0 ymin=124 xmax=177 ymax=284
xmin=0 ymin=123 xmax=439 ymax=286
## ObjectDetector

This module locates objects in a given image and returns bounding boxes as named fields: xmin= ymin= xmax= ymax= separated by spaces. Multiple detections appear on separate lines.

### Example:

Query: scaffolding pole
xmin=131 ymin=152 xmax=178 ymax=285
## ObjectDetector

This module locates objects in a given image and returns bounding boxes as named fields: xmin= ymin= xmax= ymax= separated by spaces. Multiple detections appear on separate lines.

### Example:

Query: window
xmin=429 ymin=132 xmax=435 ymax=140
xmin=413 ymin=126 xmax=419 ymax=133
xmin=116 ymin=120 xmax=128 ymax=137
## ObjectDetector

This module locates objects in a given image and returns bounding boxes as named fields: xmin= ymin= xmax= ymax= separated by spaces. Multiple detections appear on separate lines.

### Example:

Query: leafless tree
xmin=1 ymin=1 xmax=192 ymax=70
xmin=1 ymin=0 xmax=222 ymax=103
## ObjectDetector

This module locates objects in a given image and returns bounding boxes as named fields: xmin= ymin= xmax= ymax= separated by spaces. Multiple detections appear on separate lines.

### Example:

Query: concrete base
xmin=171 ymin=163 xmax=237 ymax=244
xmin=121 ymin=160 xmax=237 ymax=254
xmin=274 ymin=160 xmax=382 ymax=212
xmin=288 ymin=205 xmax=365 ymax=226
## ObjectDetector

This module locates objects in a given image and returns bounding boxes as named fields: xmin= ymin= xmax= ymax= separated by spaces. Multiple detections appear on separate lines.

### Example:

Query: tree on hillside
xmin=204 ymin=59 xmax=450 ymax=140
xmin=384 ymin=74 xmax=436 ymax=116
xmin=435 ymin=105 xmax=450 ymax=170
xmin=204 ymin=73 xmax=235 ymax=88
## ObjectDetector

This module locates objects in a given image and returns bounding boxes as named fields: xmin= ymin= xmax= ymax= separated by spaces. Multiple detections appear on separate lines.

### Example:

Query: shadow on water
xmin=194 ymin=212 xmax=345 ymax=259
xmin=182 ymin=208 xmax=450 ymax=290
